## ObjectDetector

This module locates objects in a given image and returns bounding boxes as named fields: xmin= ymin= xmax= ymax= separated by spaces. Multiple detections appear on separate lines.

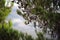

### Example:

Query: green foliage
xmin=20 ymin=32 xmax=34 ymax=40
xmin=0 ymin=22 xmax=45 ymax=40
xmin=29 ymin=0 xmax=60 ymax=33
xmin=19 ymin=32 xmax=46 ymax=40
xmin=17 ymin=10 xmax=22 ymax=15
xmin=0 ymin=23 xmax=2 ymax=29
xmin=0 ymin=0 xmax=20 ymax=40
xmin=9 ymin=20 xmax=12 ymax=27
xmin=3 ymin=22 xmax=9 ymax=29
xmin=17 ymin=10 xmax=28 ymax=20
xmin=36 ymin=32 xmax=45 ymax=40
xmin=0 ymin=0 xmax=22 ymax=40
xmin=25 ymin=34 xmax=34 ymax=40
xmin=17 ymin=0 xmax=60 ymax=39
xmin=1 ymin=21 xmax=12 ymax=30
xmin=0 ymin=0 xmax=5 ymax=8
xmin=0 ymin=7 xmax=11 ymax=22
xmin=0 ymin=21 xmax=20 ymax=40
xmin=20 ymin=32 xmax=25 ymax=40
xmin=0 ymin=0 xmax=11 ymax=22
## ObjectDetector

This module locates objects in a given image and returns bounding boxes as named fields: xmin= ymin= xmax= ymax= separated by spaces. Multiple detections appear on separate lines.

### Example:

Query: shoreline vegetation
xmin=0 ymin=0 xmax=60 ymax=40
xmin=0 ymin=0 xmax=46 ymax=40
